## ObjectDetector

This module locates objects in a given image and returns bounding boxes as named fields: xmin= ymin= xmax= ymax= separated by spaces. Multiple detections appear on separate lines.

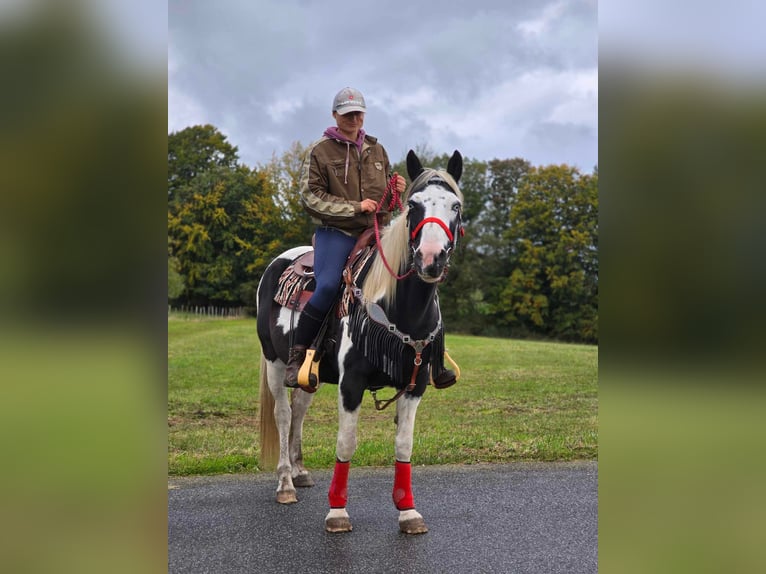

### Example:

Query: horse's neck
xmin=386 ymin=277 xmax=439 ymax=336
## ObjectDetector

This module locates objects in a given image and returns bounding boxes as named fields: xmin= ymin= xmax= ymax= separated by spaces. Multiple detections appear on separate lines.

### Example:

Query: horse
xmin=256 ymin=149 xmax=463 ymax=534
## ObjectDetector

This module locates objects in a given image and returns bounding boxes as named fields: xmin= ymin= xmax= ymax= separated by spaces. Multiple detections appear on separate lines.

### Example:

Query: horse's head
xmin=405 ymin=150 xmax=464 ymax=283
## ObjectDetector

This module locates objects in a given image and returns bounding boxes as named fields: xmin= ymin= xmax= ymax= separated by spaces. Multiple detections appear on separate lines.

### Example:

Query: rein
xmin=373 ymin=174 xmax=414 ymax=281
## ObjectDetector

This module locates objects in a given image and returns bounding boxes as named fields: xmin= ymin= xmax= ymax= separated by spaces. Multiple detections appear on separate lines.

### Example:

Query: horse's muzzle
xmin=414 ymin=248 xmax=448 ymax=281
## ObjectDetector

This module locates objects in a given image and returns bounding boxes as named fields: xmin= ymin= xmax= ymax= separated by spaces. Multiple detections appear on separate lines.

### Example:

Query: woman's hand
xmin=393 ymin=172 xmax=406 ymax=194
xmin=360 ymin=198 xmax=378 ymax=213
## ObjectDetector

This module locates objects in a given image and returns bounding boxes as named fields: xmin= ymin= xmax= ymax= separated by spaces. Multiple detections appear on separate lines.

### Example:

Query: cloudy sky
xmin=168 ymin=0 xmax=598 ymax=172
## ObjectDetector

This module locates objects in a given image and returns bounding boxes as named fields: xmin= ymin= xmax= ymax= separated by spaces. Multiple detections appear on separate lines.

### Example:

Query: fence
xmin=168 ymin=305 xmax=247 ymax=318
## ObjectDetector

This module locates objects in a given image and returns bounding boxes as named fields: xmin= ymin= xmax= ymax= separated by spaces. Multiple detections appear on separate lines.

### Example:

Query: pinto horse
xmin=256 ymin=149 xmax=463 ymax=534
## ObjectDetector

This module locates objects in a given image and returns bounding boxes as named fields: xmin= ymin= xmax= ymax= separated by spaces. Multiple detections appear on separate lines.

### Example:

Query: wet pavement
xmin=169 ymin=461 xmax=597 ymax=574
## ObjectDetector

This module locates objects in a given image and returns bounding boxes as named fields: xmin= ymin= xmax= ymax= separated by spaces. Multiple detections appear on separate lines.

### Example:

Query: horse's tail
xmin=258 ymin=355 xmax=279 ymax=470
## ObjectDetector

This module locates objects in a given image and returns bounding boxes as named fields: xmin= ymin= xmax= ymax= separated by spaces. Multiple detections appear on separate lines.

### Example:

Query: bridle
xmin=374 ymin=175 xmax=464 ymax=281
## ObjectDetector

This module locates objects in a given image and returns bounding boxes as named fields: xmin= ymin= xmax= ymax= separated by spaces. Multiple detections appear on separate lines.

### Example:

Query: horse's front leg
xmin=324 ymin=380 xmax=362 ymax=533
xmin=394 ymin=394 xmax=428 ymax=534
xmin=266 ymin=361 xmax=297 ymax=504
xmin=289 ymin=385 xmax=317 ymax=488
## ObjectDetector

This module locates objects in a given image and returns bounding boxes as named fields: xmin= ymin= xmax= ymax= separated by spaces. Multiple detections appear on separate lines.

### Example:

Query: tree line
xmin=168 ymin=125 xmax=598 ymax=343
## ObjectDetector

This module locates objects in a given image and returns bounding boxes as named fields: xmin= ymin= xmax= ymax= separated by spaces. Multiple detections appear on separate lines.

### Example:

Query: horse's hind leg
xmin=289 ymin=386 xmax=317 ymax=487
xmin=394 ymin=395 xmax=428 ymax=534
xmin=266 ymin=361 xmax=298 ymax=504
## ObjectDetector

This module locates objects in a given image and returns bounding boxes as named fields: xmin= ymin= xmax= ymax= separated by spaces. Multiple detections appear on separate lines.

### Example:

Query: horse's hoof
xmin=325 ymin=509 xmax=352 ymax=533
xmin=276 ymin=490 xmax=297 ymax=504
xmin=399 ymin=517 xmax=428 ymax=534
xmin=325 ymin=517 xmax=352 ymax=533
xmin=292 ymin=473 xmax=315 ymax=488
xmin=399 ymin=510 xmax=428 ymax=534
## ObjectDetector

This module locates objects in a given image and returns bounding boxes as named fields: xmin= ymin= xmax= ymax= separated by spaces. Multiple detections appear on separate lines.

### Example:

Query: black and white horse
xmin=256 ymin=150 xmax=463 ymax=534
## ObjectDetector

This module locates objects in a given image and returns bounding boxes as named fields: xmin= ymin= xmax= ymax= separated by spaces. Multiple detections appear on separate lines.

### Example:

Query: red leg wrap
xmin=328 ymin=460 xmax=350 ymax=508
xmin=393 ymin=460 xmax=415 ymax=510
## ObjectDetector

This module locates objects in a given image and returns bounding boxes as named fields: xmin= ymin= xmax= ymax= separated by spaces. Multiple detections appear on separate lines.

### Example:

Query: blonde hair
xmin=361 ymin=168 xmax=463 ymax=305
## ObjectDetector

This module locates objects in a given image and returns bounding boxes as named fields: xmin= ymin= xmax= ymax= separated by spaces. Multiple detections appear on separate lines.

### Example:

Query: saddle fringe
xmin=273 ymin=263 xmax=314 ymax=311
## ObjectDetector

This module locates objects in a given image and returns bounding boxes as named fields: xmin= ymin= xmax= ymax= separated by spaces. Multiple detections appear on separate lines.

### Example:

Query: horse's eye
xmin=452 ymin=202 xmax=461 ymax=212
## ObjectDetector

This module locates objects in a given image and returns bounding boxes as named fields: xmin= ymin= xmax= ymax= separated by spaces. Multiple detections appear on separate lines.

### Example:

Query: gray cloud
xmin=169 ymin=0 xmax=597 ymax=171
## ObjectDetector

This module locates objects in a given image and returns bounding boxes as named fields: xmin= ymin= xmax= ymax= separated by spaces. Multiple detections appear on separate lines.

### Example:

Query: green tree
xmin=167 ymin=164 xmax=287 ymax=307
xmin=480 ymin=158 xmax=532 ymax=264
xmin=168 ymin=125 xmax=239 ymax=202
xmin=168 ymin=236 xmax=184 ymax=300
xmin=167 ymin=125 xmax=298 ymax=310
xmin=499 ymin=165 xmax=598 ymax=342
xmin=165 ymin=125 xmax=599 ymax=338
xmin=468 ymin=158 xmax=533 ymax=333
xmin=260 ymin=141 xmax=314 ymax=247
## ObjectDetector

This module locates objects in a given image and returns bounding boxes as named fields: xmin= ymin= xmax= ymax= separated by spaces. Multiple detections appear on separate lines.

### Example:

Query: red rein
xmin=373 ymin=174 xmax=415 ymax=280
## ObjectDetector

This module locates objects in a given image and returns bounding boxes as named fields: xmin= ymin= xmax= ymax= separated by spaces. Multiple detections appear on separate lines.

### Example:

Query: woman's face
xmin=333 ymin=111 xmax=365 ymax=138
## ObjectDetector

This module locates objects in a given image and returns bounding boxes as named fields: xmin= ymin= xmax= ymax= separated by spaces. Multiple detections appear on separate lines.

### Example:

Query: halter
xmin=374 ymin=174 xmax=463 ymax=281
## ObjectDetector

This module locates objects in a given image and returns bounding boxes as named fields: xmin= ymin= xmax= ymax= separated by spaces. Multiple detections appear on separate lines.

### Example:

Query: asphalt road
xmin=169 ymin=461 xmax=597 ymax=574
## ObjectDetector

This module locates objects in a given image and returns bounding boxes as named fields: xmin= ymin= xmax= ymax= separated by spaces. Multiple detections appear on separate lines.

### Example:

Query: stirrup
xmin=297 ymin=348 xmax=320 ymax=393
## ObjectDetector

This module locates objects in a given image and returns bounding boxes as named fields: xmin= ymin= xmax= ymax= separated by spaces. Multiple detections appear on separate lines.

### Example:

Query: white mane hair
xmin=361 ymin=168 xmax=463 ymax=305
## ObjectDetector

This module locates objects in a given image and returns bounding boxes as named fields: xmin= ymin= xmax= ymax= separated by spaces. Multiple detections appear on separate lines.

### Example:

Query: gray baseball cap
xmin=333 ymin=87 xmax=366 ymax=115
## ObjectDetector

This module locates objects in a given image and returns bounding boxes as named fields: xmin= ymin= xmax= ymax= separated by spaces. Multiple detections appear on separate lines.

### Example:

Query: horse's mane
xmin=361 ymin=168 xmax=463 ymax=306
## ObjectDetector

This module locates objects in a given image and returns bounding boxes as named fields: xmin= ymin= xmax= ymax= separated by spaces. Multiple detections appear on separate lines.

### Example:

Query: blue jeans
xmin=308 ymin=227 xmax=358 ymax=314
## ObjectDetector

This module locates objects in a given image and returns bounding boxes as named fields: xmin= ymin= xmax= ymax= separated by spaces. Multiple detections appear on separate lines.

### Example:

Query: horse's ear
xmin=406 ymin=150 xmax=424 ymax=181
xmin=447 ymin=150 xmax=462 ymax=183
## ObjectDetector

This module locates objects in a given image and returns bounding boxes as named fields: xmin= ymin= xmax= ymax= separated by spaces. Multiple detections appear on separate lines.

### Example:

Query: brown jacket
xmin=299 ymin=133 xmax=392 ymax=237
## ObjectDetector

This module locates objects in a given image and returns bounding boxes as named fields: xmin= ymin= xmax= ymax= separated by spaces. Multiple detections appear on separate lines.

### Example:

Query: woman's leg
xmin=308 ymin=227 xmax=358 ymax=314
xmin=285 ymin=227 xmax=357 ymax=387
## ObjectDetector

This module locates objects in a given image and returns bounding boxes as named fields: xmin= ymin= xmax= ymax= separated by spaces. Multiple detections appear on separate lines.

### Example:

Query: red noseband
xmin=410 ymin=217 xmax=460 ymax=243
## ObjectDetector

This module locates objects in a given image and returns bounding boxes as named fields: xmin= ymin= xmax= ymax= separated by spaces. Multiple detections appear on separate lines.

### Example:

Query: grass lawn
xmin=168 ymin=314 xmax=597 ymax=475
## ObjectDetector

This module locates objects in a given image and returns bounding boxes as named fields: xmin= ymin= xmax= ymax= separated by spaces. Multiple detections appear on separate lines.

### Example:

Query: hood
xmin=323 ymin=127 xmax=366 ymax=152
